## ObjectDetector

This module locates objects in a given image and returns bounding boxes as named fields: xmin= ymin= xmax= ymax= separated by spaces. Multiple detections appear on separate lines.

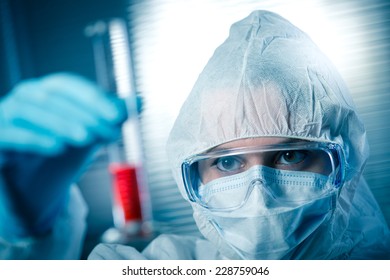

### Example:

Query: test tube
xmin=85 ymin=18 xmax=153 ymax=238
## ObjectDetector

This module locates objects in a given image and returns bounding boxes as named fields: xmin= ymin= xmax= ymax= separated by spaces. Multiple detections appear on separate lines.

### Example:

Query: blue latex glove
xmin=0 ymin=73 xmax=127 ymax=153
xmin=0 ymin=73 xmax=128 ymax=238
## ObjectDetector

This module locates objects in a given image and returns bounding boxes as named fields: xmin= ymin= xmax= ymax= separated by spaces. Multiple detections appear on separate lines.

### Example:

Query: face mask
xmin=198 ymin=165 xmax=338 ymax=259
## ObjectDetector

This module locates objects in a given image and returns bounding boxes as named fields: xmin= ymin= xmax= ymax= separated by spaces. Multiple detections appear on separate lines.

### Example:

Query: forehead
xmin=212 ymin=137 xmax=308 ymax=151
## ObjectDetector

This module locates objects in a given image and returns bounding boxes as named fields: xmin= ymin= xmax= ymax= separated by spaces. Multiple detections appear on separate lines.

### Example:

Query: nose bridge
xmin=244 ymin=155 xmax=268 ymax=188
xmin=250 ymin=177 xmax=265 ymax=190
xmin=247 ymin=166 xmax=269 ymax=193
xmin=246 ymin=172 xmax=277 ymax=208
xmin=247 ymin=152 xmax=267 ymax=167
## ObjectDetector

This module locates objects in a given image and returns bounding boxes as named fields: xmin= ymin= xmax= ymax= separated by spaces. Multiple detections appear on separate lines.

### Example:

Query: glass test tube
xmin=85 ymin=19 xmax=153 ymax=238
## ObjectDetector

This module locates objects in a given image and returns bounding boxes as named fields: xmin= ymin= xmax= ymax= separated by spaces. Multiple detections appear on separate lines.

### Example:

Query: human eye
xmin=213 ymin=156 xmax=244 ymax=173
xmin=275 ymin=150 xmax=307 ymax=166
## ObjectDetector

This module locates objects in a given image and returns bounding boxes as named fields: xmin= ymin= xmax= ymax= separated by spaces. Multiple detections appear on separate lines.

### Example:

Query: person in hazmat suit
xmin=1 ymin=10 xmax=389 ymax=260
xmin=89 ymin=10 xmax=390 ymax=259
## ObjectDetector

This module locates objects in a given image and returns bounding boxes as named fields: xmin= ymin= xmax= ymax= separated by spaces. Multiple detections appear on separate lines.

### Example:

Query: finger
xmin=40 ymin=73 xmax=128 ymax=123
xmin=5 ymin=100 xmax=93 ymax=146
xmin=0 ymin=126 xmax=64 ymax=155
xmin=9 ymin=78 xmax=124 ymax=143
xmin=39 ymin=93 xmax=124 ymax=142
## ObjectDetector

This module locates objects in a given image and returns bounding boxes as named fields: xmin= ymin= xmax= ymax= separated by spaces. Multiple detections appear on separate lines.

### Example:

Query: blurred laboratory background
xmin=0 ymin=0 xmax=389 ymax=259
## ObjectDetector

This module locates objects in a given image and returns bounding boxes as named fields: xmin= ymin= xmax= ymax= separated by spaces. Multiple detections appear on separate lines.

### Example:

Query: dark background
xmin=0 ymin=0 xmax=128 ymax=94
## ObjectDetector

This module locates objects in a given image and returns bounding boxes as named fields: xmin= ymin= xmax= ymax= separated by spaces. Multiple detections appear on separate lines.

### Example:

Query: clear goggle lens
xmin=181 ymin=142 xmax=344 ymax=210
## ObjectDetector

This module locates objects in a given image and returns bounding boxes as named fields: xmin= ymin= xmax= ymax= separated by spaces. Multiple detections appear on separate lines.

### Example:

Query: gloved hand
xmin=0 ymin=73 xmax=127 ymax=154
xmin=0 ymin=73 xmax=129 ymax=238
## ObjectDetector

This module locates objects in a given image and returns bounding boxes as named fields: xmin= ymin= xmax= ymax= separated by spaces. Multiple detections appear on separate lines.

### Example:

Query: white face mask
xmin=198 ymin=165 xmax=339 ymax=259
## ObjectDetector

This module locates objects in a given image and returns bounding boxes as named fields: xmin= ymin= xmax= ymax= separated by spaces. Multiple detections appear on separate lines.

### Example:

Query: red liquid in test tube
xmin=86 ymin=18 xmax=153 ymax=240
xmin=109 ymin=163 xmax=142 ymax=224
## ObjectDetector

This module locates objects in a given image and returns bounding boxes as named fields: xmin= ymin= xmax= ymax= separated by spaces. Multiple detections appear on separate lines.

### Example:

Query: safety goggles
xmin=181 ymin=141 xmax=345 ymax=210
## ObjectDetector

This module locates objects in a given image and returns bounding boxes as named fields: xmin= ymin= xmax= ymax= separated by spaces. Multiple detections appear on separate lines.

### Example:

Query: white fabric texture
xmin=89 ymin=233 xmax=223 ymax=260
xmin=165 ymin=10 xmax=390 ymax=259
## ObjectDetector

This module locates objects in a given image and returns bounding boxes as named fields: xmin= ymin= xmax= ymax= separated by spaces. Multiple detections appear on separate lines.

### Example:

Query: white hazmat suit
xmin=90 ymin=10 xmax=390 ymax=259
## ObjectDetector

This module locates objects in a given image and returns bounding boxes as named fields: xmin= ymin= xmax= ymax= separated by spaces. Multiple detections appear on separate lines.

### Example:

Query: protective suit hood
xmin=167 ymin=10 xmax=390 ymax=259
